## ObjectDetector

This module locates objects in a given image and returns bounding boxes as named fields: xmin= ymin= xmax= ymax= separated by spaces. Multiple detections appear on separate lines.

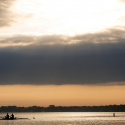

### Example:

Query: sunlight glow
xmin=7 ymin=0 xmax=125 ymax=35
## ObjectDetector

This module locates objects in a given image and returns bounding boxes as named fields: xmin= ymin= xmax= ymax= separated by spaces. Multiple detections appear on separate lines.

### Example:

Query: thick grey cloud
xmin=0 ymin=28 xmax=125 ymax=85
xmin=0 ymin=0 xmax=16 ymax=27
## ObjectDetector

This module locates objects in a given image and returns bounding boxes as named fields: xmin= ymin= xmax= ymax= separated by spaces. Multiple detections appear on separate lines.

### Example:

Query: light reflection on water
xmin=0 ymin=112 xmax=125 ymax=125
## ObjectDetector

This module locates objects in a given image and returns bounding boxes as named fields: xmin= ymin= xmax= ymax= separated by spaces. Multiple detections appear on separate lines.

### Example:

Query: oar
xmin=18 ymin=117 xmax=29 ymax=119
xmin=15 ymin=117 xmax=29 ymax=120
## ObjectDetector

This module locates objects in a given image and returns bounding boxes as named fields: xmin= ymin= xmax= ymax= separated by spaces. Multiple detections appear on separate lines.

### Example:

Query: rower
xmin=11 ymin=113 xmax=14 ymax=119
xmin=6 ymin=113 xmax=9 ymax=119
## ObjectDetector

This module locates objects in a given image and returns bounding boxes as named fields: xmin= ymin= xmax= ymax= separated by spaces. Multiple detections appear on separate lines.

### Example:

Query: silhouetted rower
xmin=11 ymin=113 xmax=14 ymax=119
xmin=6 ymin=113 xmax=9 ymax=119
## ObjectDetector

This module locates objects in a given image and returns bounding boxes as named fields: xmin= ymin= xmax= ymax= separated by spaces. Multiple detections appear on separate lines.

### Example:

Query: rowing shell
xmin=0 ymin=117 xmax=29 ymax=120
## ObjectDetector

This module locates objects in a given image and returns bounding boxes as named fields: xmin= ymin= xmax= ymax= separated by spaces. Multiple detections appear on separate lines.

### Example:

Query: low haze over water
xmin=0 ymin=112 xmax=125 ymax=125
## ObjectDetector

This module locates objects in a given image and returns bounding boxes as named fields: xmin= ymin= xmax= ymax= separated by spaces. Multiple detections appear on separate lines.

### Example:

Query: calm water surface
xmin=0 ymin=112 xmax=125 ymax=125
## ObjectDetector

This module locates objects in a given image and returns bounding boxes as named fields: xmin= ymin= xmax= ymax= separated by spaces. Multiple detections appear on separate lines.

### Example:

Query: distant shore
xmin=0 ymin=104 xmax=125 ymax=112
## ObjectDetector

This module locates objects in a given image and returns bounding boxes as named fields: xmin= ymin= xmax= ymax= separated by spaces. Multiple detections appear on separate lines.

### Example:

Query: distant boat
xmin=0 ymin=117 xmax=29 ymax=120
xmin=0 ymin=113 xmax=29 ymax=120
xmin=0 ymin=117 xmax=16 ymax=120
xmin=0 ymin=116 xmax=29 ymax=120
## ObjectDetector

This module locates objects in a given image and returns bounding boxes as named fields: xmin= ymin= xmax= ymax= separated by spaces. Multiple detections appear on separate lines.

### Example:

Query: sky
xmin=0 ymin=0 xmax=125 ymax=107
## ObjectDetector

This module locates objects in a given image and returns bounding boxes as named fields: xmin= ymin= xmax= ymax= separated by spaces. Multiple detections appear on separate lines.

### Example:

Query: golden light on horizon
xmin=0 ymin=85 xmax=125 ymax=107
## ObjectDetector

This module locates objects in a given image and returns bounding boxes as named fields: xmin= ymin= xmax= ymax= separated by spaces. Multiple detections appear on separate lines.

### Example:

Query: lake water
xmin=0 ymin=112 xmax=125 ymax=125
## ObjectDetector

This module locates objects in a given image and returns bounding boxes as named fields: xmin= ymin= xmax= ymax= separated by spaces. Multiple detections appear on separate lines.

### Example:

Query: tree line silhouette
xmin=0 ymin=104 xmax=125 ymax=112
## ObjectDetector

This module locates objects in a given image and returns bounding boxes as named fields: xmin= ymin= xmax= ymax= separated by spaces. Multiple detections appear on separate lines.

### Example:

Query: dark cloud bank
xmin=0 ymin=28 xmax=125 ymax=85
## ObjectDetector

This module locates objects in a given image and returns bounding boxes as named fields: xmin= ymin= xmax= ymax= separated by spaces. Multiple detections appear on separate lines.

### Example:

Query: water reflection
xmin=0 ymin=112 xmax=125 ymax=125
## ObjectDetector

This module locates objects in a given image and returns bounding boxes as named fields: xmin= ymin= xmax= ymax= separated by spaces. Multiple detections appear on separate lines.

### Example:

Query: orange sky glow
xmin=0 ymin=85 xmax=125 ymax=107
